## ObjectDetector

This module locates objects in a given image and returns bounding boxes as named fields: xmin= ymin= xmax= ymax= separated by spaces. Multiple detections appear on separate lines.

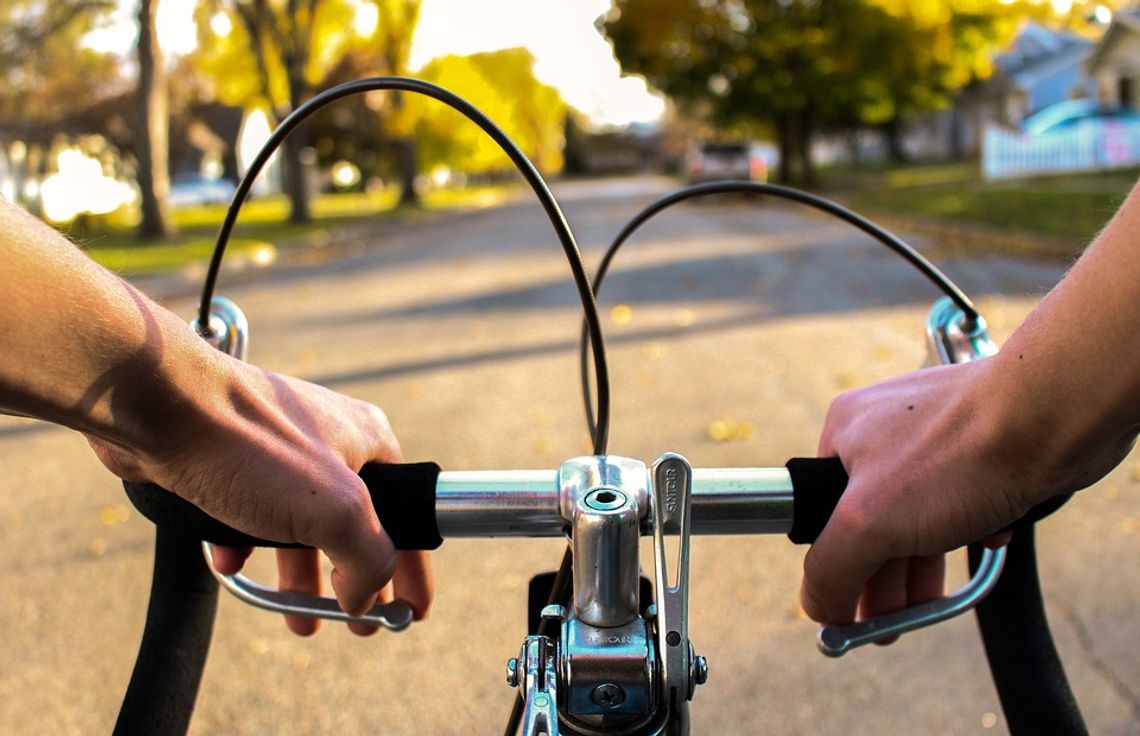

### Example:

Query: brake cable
xmin=576 ymin=180 xmax=978 ymax=438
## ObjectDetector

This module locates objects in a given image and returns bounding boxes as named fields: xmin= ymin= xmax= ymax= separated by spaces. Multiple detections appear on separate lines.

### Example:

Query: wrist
xmin=102 ymin=308 xmax=236 ymax=458
xmin=981 ymin=341 xmax=1135 ymax=503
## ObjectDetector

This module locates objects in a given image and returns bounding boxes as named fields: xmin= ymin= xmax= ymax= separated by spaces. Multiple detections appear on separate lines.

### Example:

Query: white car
xmin=169 ymin=173 xmax=237 ymax=207
xmin=685 ymin=142 xmax=768 ymax=183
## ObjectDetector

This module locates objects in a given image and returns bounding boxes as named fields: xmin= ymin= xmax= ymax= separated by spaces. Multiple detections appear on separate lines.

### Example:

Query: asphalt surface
xmin=1 ymin=176 xmax=1137 ymax=735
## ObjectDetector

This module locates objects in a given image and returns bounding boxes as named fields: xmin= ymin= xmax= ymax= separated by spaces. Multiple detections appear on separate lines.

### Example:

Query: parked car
xmin=169 ymin=173 xmax=237 ymax=207
xmin=1021 ymin=99 xmax=1140 ymax=136
xmin=685 ymin=141 xmax=768 ymax=183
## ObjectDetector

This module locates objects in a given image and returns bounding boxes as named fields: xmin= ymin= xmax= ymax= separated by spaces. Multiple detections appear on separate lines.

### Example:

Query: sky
xmin=85 ymin=0 xmax=665 ymax=128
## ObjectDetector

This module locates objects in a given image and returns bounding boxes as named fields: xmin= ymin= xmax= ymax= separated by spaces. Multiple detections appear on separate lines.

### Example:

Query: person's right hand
xmin=801 ymin=354 xmax=1134 ymax=629
xmin=86 ymin=352 xmax=433 ymax=635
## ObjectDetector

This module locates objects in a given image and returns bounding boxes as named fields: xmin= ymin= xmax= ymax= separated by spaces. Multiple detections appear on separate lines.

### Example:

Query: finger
xmin=277 ymin=548 xmax=322 ymax=636
xmin=981 ymin=531 xmax=1012 ymax=549
xmin=313 ymin=482 xmax=398 ymax=618
xmin=347 ymin=581 xmax=391 ymax=637
xmin=858 ymin=557 xmax=908 ymax=625
xmin=392 ymin=551 xmax=435 ymax=621
xmin=801 ymin=493 xmax=889 ymax=626
xmin=905 ymin=554 xmax=946 ymax=606
xmin=211 ymin=545 xmax=253 ymax=575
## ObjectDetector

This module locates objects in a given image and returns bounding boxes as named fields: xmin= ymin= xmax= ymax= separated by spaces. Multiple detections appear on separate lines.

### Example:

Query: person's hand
xmin=87 ymin=354 xmax=433 ymax=635
xmin=802 ymin=357 xmax=1072 ymax=628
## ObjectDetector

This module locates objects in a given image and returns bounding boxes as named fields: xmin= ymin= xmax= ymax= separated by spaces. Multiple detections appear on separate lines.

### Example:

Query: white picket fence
xmin=982 ymin=120 xmax=1140 ymax=179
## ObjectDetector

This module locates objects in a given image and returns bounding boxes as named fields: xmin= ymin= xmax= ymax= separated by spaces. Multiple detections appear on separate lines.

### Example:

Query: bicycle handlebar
xmin=122 ymin=457 xmax=850 ymax=550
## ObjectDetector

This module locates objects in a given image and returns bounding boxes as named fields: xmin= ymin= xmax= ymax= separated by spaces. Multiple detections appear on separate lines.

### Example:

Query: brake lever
xmin=817 ymin=297 xmax=1004 ymax=655
xmin=202 ymin=543 xmax=415 ymax=630
xmin=818 ymin=546 xmax=1006 ymax=656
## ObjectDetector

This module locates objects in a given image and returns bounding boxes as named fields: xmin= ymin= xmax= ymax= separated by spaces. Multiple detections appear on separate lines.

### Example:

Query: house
xmin=815 ymin=21 xmax=1100 ymax=164
xmin=952 ymin=21 xmax=1098 ymax=157
xmin=1086 ymin=9 xmax=1140 ymax=109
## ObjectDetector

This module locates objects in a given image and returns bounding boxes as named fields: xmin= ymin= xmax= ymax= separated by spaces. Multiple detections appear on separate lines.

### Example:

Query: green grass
xmin=839 ymin=163 xmax=1137 ymax=245
xmin=61 ymin=186 xmax=517 ymax=275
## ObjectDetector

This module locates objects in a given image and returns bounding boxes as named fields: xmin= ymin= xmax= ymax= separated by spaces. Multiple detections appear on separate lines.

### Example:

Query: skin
xmin=803 ymin=179 xmax=1140 ymax=628
xmin=0 ymin=198 xmax=432 ymax=635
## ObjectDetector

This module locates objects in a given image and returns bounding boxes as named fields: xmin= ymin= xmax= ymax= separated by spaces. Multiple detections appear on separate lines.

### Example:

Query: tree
xmin=195 ymin=0 xmax=361 ymax=223
xmin=601 ymin=0 xmax=1023 ymax=183
xmin=364 ymin=0 xmax=422 ymax=205
xmin=0 ymin=0 xmax=118 ymax=212
xmin=136 ymin=0 xmax=175 ymax=239
xmin=195 ymin=0 xmax=424 ymax=217
xmin=314 ymin=0 xmax=423 ymax=205
xmin=413 ymin=48 xmax=567 ymax=177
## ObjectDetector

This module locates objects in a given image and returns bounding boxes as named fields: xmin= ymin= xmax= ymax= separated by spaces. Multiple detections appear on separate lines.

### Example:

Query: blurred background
xmin=3 ymin=2 xmax=1140 ymax=735
xmin=2 ymin=0 xmax=1139 ymax=270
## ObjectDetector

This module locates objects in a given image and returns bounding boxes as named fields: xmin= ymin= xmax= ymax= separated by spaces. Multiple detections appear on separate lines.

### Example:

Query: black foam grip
xmin=786 ymin=457 xmax=849 ymax=544
xmin=114 ymin=526 xmax=218 ymax=736
xmin=123 ymin=461 xmax=444 ymax=551
xmin=969 ymin=523 xmax=1087 ymax=735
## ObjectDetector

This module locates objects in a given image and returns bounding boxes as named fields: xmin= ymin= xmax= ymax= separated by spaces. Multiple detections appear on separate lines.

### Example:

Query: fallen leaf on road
xmin=871 ymin=344 xmax=895 ymax=363
xmin=707 ymin=419 xmax=756 ymax=442
xmin=532 ymin=436 xmax=557 ymax=454
xmin=100 ymin=505 xmax=130 ymax=526
xmin=673 ymin=308 xmax=696 ymax=327
xmin=641 ymin=342 xmax=665 ymax=360
xmin=611 ymin=304 xmax=634 ymax=325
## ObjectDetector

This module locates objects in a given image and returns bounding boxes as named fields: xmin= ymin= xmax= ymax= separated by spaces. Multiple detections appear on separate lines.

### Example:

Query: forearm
xmin=984 ymin=181 xmax=1140 ymax=496
xmin=0 ymin=199 xmax=222 ymax=452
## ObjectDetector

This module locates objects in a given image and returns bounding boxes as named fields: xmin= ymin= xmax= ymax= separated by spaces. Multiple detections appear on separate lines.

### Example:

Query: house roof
xmin=1087 ymin=10 xmax=1140 ymax=74
xmin=994 ymin=21 xmax=1093 ymax=92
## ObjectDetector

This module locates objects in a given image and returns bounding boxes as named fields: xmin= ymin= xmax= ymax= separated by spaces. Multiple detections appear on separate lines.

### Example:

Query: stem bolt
xmin=590 ymin=682 xmax=626 ymax=709
xmin=506 ymin=658 xmax=519 ymax=688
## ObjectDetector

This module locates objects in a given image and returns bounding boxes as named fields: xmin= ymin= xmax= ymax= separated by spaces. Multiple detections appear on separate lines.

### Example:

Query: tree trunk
xmin=776 ymin=113 xmax=793 ymax=184
xmin=884 ymin=116 xmax=908 ymax=163
xmin=282 ymin=133 xmax=311 ymax=223
xmin=949 ymin=105 xmax=964 ymax=161
xmin=797 ymin=105 xmax=817 ymax=187
xmin=284 ymin=70 xmax=311 ymax=224
xmin=135 ymin=0 xmax=175 ymax=240
xmin=390 ymin=91 xmax=419 ymax=207
xmin=396 ymin=137 xmax=419 ymax=206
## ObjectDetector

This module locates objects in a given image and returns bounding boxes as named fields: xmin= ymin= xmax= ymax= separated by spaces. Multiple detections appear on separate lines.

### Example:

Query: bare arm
xmin=0 ymin=198 xmax=432 ymax=632
xmin=802 ymin=180 xmax=1140 ymax=626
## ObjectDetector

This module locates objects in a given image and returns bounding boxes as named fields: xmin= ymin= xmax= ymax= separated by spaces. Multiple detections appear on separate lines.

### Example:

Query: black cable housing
xmin=578 ymin=180 xmax=979 ymax=435
xmin=197 ymin=76 xmax=613 ymax=455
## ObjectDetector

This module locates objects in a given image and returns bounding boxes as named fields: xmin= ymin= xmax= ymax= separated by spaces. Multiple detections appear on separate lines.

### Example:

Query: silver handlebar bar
xmin=194 ymin=294 xmax=1009 ymax=735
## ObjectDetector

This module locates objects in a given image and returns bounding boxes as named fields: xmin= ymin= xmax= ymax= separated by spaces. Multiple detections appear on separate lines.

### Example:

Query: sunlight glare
xmin=352 ymin=0 xmax=379 ymax=37
xmin=41 ymin=149 xmax=136 ymax=223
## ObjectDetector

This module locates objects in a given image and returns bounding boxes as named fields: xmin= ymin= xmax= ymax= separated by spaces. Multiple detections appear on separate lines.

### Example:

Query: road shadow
xmin=287 ymin=235 xmax=1064 ymax=330
xmin=303 ymin=305 xmax=773 ymax=389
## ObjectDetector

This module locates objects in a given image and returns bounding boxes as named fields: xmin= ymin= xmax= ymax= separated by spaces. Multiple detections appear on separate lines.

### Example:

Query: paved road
xmin=1 ymin=176 xmax=1137 ymax=735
